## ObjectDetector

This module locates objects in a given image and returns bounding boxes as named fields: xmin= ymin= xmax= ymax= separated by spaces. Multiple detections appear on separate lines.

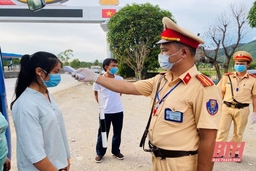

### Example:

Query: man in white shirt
xmin=93 ymin=58 xmax=124 ymax=163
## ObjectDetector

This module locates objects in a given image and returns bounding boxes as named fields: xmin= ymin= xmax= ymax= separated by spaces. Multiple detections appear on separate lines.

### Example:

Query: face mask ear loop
xmin=42 ymin=69 xmax=49 ymax=77
xmin=168 ymin=49 xmax=182 ymax=58
xmin=171 ymin=49 xmax=183 ymax=66
xmin=173 ymin=58 xmax=183 ymax=65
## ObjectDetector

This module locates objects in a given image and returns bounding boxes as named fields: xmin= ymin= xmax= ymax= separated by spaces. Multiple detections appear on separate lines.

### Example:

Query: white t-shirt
xmin=93 ymin=75 xmax=124 ymax=114
xmin=12 ymin=88 xmax=71 ymax=171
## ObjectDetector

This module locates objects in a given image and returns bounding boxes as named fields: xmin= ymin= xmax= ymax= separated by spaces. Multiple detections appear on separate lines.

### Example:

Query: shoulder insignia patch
xmin=249 ymin=74 xmax=256 ymax=78
xmin=196 ymin=74 xmax=214 ymax=87
xmin=224 ymin=72 xmax=234 ymax=76
xmin=183 ymin=73 xmax=192 ymax=84
xmin=206 ymin=99 xmax=219 ymax=115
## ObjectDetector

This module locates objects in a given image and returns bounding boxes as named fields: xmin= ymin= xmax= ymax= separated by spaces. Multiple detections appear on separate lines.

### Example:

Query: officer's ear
xmin=247 ymin=62 xmax=251 ymax=68
xmin=181 ymin=47 xmax=189 ymax=59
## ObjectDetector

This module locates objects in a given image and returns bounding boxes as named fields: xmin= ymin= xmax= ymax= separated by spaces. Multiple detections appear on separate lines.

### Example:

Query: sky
xmin=0 ymin=0 xmax=256 ymax=62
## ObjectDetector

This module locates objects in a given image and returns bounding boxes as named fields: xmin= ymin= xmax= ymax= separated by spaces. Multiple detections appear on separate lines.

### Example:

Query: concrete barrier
xmin=4 ymin=71 xmax=19 ymax=78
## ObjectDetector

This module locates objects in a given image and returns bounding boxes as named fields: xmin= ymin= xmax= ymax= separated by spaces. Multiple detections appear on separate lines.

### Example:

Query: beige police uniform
xmin=216 ymin=72 xmax=256 ymax=144
xmin=134 ymin=65 xmax=222 ymax=171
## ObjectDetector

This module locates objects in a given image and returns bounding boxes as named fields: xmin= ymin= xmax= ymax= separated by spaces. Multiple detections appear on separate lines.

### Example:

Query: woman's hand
xmin=66 ymin=158 xmax=71 ymax=171
xmin=59 ymin=159 xmax=71 ymax=171
xmin=3 ymin=157 xmax=11 ymax=171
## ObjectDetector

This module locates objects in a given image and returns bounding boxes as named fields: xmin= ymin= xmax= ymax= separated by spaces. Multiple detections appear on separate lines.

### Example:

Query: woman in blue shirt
xmin=11 ymin=51 xmax=71 ymax=171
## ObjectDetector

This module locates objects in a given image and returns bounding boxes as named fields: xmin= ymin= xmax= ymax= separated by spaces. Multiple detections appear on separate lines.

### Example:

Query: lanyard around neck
xmin=153 ymin=80 xmax=182 ymax=115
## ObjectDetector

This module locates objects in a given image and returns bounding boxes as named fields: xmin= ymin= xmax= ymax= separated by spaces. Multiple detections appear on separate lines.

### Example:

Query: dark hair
xmin=102 ymin=58 xmax=118 ymax=71
xmin=10 ymin=51 xmax=61 ymax=109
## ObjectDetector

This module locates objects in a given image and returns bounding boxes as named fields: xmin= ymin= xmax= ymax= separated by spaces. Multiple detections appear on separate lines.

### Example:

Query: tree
xmin=248 ymin=61 xmax=256 ymax=69
xmin=3 ymin=58 xmax=19 ymax=66
xmin=70 ymin=59 xmax=81 ymax=68
xmin=92 ymin=59 xmax=100 ymax=66
xmin=107 ymin=3 xmax=173 ymax=80
xmin=203 ymin=3 xmax=249 ymax=80
xmin=80 ymin=61 xmax=93 ymax=68
xmin=248 ymin=1 xmax=256 ymax=28
xmin=118 ymin=62 xmax=135 ymax=78
xmin=57 ymin=49 xmax=73 ymax=66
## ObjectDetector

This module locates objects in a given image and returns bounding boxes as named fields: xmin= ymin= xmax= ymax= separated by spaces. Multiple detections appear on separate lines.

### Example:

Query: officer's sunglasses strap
xmin=139 ymin=74 xmax=165 ymax=151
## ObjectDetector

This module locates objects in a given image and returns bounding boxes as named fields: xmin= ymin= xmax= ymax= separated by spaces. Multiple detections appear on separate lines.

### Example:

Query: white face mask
xmin=158 ymin=49 xmax=182 ymax=71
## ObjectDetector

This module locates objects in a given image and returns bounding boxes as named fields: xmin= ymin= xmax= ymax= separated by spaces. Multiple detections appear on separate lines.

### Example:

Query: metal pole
xmin=98 ymin=90 xmax=107 ymax=148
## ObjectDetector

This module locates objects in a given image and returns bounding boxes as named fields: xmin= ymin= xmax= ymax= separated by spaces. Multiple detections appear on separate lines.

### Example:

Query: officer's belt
xmin=149 ymin=141 xmax=197 ymax=159
xmin=223 ymin=101 xmax=249 ymax=109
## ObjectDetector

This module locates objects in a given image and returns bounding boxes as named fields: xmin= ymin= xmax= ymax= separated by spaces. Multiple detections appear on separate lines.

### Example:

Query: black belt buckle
xmin=149 ymin=142 xmax=166 ymax=160
xmin=152 ymin=148 xmax=166 ymax=160
xmin=224 ymin=101 xmax=236 ymax=108
xmin=230 ymin=104 xmax=236 ymax=108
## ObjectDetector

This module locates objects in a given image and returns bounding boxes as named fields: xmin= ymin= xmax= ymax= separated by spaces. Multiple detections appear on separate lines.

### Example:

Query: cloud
xmin=1 ymin=23 xmax=107 ymax=62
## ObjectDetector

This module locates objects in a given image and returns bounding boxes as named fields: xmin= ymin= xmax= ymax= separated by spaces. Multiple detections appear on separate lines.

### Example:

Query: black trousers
xmin=96 ymin=112 xmax=123 ymax=156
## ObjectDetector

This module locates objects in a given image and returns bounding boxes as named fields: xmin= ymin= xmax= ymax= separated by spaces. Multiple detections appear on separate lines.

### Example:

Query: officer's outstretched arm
xmin=74 ymin=68 xmax=141 ymax=95
xmin=96 ymin=75 xmax=141 ymax=95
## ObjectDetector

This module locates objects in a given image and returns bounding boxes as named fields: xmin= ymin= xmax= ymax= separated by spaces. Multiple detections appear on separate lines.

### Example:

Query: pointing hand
xmin=72 ymin=68 xmax=99 ymax=82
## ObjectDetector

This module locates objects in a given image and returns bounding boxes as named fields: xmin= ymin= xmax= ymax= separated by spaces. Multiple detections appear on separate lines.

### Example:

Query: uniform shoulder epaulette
xmin=249 ymin=74 xmax=256 ymax=78
xmin=224 ymin=72 xmax=234 ymax=76
xmin=196 ymin=74 xmax=214 ymax=87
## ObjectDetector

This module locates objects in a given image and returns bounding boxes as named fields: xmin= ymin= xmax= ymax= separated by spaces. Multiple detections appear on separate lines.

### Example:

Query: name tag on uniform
xmin=164 ymin=108 xmax=183 ymax=122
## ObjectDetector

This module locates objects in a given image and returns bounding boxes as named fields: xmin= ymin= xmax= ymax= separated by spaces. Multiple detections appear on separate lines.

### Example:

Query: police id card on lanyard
xmin=153 ymin=80 xmax=183 ymax=122
xmin=164 ymin=108 xmax=183 ymax=122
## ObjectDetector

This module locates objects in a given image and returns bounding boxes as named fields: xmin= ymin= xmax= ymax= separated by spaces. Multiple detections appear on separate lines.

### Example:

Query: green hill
xmin=236 ymin=40 xmax=256 ymax=60
xmin=215 ymin=40 xmax=256 ymax=62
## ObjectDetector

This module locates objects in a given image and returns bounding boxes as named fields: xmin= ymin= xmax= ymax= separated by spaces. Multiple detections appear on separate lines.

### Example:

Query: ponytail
xmin=10 ymin=54 xmax=31 ymax=109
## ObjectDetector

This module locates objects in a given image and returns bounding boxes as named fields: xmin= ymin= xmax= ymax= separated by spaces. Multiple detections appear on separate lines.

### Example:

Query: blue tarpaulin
xmin=1 ymin=52 xmax=22 ymax=60
xmin=0 ymin=48 xmax=12 ymax=159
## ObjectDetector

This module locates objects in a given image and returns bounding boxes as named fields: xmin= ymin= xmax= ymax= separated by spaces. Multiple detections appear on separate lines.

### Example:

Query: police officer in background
xmin=216 ymin=51 xmax=256 ymax=160
xmin=73 ymin=17 xmax=222 ymax=171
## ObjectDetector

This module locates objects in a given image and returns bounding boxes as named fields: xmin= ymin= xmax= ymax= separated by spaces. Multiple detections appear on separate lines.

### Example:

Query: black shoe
xmin=113 ymin=153 xmax=124 ymax=160
xmin=233 ymin=154 xmax=242 ymax=163
xmin=95 ymin=155 xmax=103 ymax=163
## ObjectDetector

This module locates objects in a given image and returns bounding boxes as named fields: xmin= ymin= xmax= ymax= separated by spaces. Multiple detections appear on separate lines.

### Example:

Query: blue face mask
xmin=158 ymin=49 xmax=182 ymax=71
xmin=109 ymin=67 xmax=118 ymax=75
xmin=234 ymin=65 xmax=247 ymax=72
xmin=43 ymin=74 xmax=61 ymax=87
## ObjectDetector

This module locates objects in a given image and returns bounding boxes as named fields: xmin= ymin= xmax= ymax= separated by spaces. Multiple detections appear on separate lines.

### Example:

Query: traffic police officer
xmin=216 ymin=51 xmax=256 ymax=159
xmin=72 ymin=17 xmax=222 ymax=171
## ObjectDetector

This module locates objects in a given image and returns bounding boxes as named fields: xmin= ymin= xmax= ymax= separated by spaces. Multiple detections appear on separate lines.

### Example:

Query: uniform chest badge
xmin=206 ymin=99 xmax=218 ymax=115
xmin=164 ymin=108 xmax=183 ymax=122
